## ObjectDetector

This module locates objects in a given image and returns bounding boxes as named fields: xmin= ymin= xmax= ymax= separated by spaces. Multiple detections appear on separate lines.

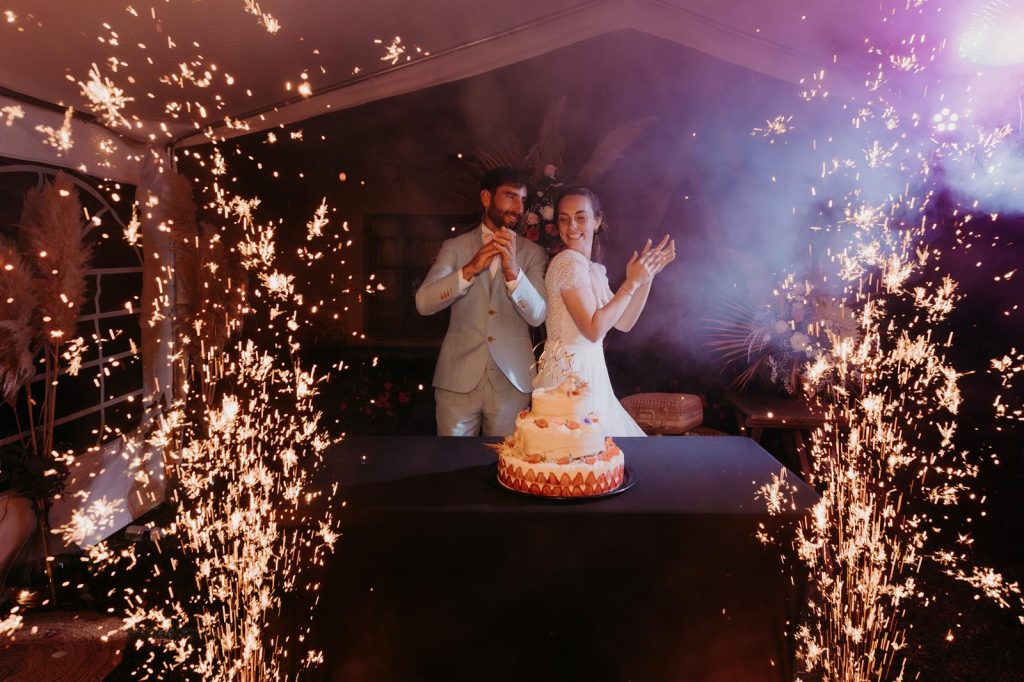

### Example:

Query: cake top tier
xmin=531 ymin=379 xmax=593 ymax=421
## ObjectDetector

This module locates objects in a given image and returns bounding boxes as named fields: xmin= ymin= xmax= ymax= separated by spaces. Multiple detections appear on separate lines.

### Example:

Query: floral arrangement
xmin=522 ymin=164 xmax=565 ymax=256
xmin=707 ymin=275 xmax=860 ymax=397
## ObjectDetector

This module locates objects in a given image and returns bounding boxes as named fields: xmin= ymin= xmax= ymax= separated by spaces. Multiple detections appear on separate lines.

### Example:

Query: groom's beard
xmin=487 ymin=204 xmax=521 ymax=231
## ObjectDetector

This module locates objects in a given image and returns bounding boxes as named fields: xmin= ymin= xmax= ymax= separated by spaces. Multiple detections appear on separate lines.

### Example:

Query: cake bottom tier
xmin=497 ymin=456 xmax=624 ymax=497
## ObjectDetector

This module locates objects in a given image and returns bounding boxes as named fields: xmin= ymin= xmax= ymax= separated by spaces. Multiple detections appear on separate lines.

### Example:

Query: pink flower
xmin=545 ymin=223 xmax=558 ymax=235
xmin=525 ymin=226 xmax=540 ymax=241
xmin=526 ymin=212 xmax=540 ymax=226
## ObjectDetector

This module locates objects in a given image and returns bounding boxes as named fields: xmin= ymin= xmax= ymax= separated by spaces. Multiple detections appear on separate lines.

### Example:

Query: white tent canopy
xmin=1 ymin=0 xmax=937 ymax=170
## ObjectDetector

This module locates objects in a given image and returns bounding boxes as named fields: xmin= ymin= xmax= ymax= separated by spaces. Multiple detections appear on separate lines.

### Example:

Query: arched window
xmin=0 ymin=160 xmax=143 ymax=454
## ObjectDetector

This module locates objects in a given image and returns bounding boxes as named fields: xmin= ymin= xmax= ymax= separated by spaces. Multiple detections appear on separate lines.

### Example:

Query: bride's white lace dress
xmin=539 ymin=249 xmax=646 ymax=437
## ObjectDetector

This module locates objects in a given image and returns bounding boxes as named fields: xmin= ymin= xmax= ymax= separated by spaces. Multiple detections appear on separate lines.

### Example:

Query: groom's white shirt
xmin=415 ymin=223 xmax=547 ymax=394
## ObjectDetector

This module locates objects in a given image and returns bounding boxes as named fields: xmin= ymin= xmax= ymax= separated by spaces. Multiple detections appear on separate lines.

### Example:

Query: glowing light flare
xmin=258 ymin=270 xmax=295 ymax=298
xmin=53 ymin=496 xmax=124 ymax=545
xmin=864 ymin=140 xmax=898 ymax=168
xmin=77 ymin=62 xmax=134 ymax=128
xmin=374 ymin=35 xmax=427 ymax=65
xmin=932 ymin=107 xmax=962 ymax=134
xmin=35 ymin=106 xmax=74 ymax=154
xmin=243 ymin=0 xmax=280 ymax=33
xmin=306 ymin=198 xmax=329 ymax=241
xmin=958 ymin=3 xmax=1024 ymax=65
xmin=61 ymin=336 xmax=88 ymax=375
xmin=1 ymin=104 xmax=24 ymax=126
xmin=752 ymin=115 xmax=794 ymax=140
xmin=0 ymin=613 xmax=23 ymax=636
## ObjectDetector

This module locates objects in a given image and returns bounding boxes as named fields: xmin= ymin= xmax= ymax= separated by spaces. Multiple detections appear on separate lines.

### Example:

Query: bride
xmin=539 ymin=187 xmax=675 ymax=436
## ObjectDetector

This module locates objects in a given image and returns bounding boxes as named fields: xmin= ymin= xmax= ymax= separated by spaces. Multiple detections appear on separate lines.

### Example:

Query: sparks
xmin=1 ymin=104 xmax=24 ymax=126
xmin=77 ymin=62 xmax=134 ymax=128
xmin=35 ymin=106 xmax=75 ymax=154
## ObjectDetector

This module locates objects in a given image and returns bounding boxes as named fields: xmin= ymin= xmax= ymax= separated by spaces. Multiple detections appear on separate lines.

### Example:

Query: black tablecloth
xmin=309 ymin=436 xmax=818 ymax=681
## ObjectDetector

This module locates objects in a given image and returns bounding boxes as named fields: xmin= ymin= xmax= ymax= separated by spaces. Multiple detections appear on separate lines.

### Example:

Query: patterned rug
xmin=0 ymin=611 xmax=124 ymax=681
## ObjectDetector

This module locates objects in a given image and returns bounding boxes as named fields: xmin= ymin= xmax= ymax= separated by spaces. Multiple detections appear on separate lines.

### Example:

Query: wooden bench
xmin=724 ymin=392 xmax=826 ymax=480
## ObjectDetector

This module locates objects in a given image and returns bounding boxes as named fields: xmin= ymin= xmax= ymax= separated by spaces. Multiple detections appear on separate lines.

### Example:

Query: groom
xmin=415 ymin=167 xmax=548 ymax=436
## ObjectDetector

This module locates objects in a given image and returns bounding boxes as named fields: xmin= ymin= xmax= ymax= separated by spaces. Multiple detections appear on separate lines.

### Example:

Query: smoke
xmin=599 ymin=17 xmax=1024 ymax=395
xmin=940 ymin=120 xmax=1024 ymax=216
xmin=602 ymin=65 xmax=881 ymax=391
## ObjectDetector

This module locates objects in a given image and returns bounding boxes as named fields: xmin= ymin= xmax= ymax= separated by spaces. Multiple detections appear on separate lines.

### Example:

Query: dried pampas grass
xmin=0 ymin=237 xmax=37 ymax=404
xmin=17 ymin=172 xmax=92 ymax=342
xmin=575 ymin=116 xmax=655 ymax=186
xmin=524 ymin=96 xmax=567 ymax=180
xmin=464 ymin=102 xmax=653 ymax=207
xmin=705 ymin=298 xmax=772 ymax=391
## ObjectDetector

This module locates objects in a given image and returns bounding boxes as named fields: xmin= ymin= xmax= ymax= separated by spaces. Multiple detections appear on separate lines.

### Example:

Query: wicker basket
xmin=620 ymin=393 xmax=703 ymax=435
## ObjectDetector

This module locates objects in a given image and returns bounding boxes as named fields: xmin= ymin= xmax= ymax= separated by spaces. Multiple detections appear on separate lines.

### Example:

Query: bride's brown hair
xmin=557 ymin=186 xmax=608 ymax=264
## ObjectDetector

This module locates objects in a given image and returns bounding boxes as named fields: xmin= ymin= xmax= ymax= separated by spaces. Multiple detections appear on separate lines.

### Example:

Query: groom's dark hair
xmin=480 ymin=167 xmax=529 ymax=194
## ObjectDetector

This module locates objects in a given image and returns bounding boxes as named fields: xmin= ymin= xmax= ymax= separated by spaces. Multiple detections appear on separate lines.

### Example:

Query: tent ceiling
xmin=0 ymin=0 xmax=973 ymax=152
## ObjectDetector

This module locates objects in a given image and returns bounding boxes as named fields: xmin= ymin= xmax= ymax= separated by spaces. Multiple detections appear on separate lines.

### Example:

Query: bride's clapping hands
xmin=642 ymin=234 xmax=675 ymax=274
xmin=625 ymin=235 xmax=675 ymax=289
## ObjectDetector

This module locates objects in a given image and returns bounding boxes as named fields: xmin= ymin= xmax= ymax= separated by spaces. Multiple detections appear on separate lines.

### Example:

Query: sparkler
xmin=111 ymin=338 xmax=338 ymax=680
xmin=752 ymin=3 xmax=1024 ymax=680
xmin=0 ymin=4 xmax=351 ymax=672
xmin=56 ymin=163 xmax=342 ymax=676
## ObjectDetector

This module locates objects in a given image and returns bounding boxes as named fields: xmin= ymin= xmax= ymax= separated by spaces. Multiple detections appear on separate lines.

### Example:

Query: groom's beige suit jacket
xmin=415 ymin=225 xmax=547 ymax=393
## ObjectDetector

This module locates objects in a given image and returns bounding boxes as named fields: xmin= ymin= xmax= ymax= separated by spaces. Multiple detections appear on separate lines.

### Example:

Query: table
xmin=725 ymin=392 xmax=827 ymax=480
xmin=308 ymin=435 xmax=818 ymax=681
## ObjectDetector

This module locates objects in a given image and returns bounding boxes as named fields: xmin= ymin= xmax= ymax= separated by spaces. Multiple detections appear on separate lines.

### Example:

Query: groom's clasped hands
xmin=625 ymin=234 xmax=676 ymax=289
xmin=489 ymin=228 xmax=519 ymax=279
xmin=461 ymin=227 xmax=520 ymax=281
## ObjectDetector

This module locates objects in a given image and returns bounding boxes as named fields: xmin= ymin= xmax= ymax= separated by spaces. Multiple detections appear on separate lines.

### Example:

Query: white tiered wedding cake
xmin=494 ymin=377 xmax=624 ymax=497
